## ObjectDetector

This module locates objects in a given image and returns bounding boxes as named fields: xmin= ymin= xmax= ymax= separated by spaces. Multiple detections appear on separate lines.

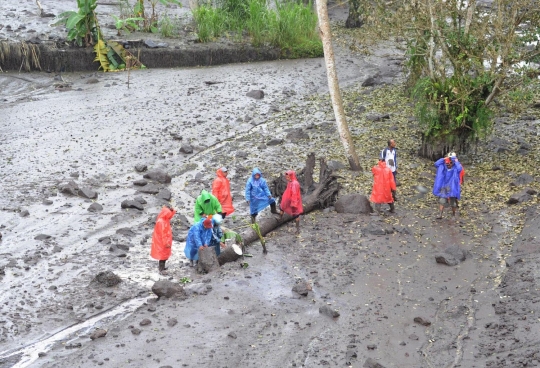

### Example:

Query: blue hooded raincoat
xmin=245 ymin=168 xmax=274 ymax=215
xmin=184 ymin=219 xmax=213 ymax=261
xmin=433 ymin=158 xmax=463 ymax=199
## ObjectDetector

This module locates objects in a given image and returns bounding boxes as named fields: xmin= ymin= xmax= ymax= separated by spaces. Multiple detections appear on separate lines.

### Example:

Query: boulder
xmin=179 ymin=144 xmax=194 ymax=154
xmin=59 ymin=181 xmax=80 ymax=196
xmin=133 ymin=179 xmax=148 ymax=186
xmin=292 ymin=279 xmax=312 ymax=296
xmin=93 ymin=271 xmax=122 ymax=287
xmin=196 ymin=247 xmax=220 ymax=274
xmin=121 ymin=200 xmax=144 ymax=210
xmin=507 ymin=191 xmax=533 ymax=205
xmin=319 ymin=305 xmax=340 ymax=318
xmin=134 ymin=196 xmax=147 ymax=204
xmin=34 ymin=234 xmax=52 ymax=241
xmin=19 ymin=210 xmax=30 ymax=217
xmin=435 ymin=244 xmax=467 ymax=266
xmin=90 ymin=328 xmax=107 ymax=340
xmin=335 ymin=194 xmax=372 ymax=214
xmin=246 ymin=90 xmax=264 ymax=99
xmin=413 ymin=317 xmax=431 ymax=326
xmin=157 ymin=189 xmax=172 ymax=201
xmin=285 ymin=128 xmax=310 ymax=142
xmin=363 ymin=358 xmax=386 ymax=368
xmin=151 ymin=280 xmax=186 ymax=299
xmin=511 ymin=173 xmax=534 ymax=186
xmin=266 ymin=138 xmax=283 ymax=146
xmin=88 ymin=203 xmax=103 ymax=212
xmin=137 ymin=184 xmax=161 ymax=194
xmin=361 ymin=75 xmax=381 ymax=87
xmin=143 ymin=169 xmax=171 ymax=184
xmin=134 ymin=164 xmax=148 ymax=172
xmin=79 ymin=187 xmax=98 ymax=199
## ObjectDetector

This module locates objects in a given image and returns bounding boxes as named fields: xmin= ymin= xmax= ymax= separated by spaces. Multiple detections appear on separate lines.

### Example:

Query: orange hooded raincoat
xmin=370 ymin=161 xmax=397 ymax=204
xmin=212 ymin=168 xmax=235 ymax=215
xmin=280 ymin=170 xmax=303 ymax=216
xmin=150 ymin=207 xmax=176 ymax=261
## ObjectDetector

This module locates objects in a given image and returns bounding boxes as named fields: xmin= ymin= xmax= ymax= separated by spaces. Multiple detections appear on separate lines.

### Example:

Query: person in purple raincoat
xmin=433 ymin=156 xmax=462 ymax=219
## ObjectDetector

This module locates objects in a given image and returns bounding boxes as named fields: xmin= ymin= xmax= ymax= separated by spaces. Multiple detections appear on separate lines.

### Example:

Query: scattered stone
xmin=135 ymin=164 xmax=148 ymax=172
xmin=285 ymin=128 xmax=309 ymax=142
xmin=93 ymin=271 xmax=122 ymax=287
xmin=511 ymin=173 xmax=534 ymax=186
xmin=335 ymin=194 xmax=372 ymax=214
xmin=365 ymin=113 xmax=390 ymax=122
xmin=505 ymin=256 xmax=523 ymax=268
xmin=131 ymin=328 xmax=141 ymax=335
xmin=116 ymin=228 xmax=135 ymax=237
xmin=228 ymin=332 xmax=237 ymax=339
xmin=327 ymin=160 xmax=346 ymax=171
xmin=88 ymin=203 xmax=103 ymax=212
xmin=157 ymin=189 xmax=172 ymax=201
xmin=413 ymin=317 xmax=431 ymax=326
xmin=34 ymin=234 xmax=52 ymax=241
xmin=266 ymin=138 xmax=283 ymax=146
xmin=42 ymin=199 xmax=53 ymax=205
xmin=167 ymin=318 xmax=178 ymax=327
xmin=136 ymin=184 xmax=161 ymax=194
xmin=361 ymin=75 xmax=382 ymax=87
xmin=367 ymin=344 xmax=377 ymax=350
xmin=69 ymin=171 xmax=79 ymax=178
xmin=292 ymin=279 xmax=311 ymax=296
xmin=363 ymin=358 xmax=386 ymax=368
xmin=139 ymin=319 xmax=152 ymax=326
xmin=65 ymin=343 xmax=82 ymax=349
xmin=144 ymin=39 xmax=168 ymax=48
xmin=90 ymin=328 xmax=107 ymax=340
xmin=151 ymin=280 xmax=186 ymax=299
xmin=409 ymin=334 xmax=419 ymax=340
xmin=20 ymin=209 xmax=30 ymax=217
xmin=133 ymin=179 xmax=148 ymax=186
xmin=435 ymin=245 xmax=467 ymax=266
xmin=184 ymin=283 xmax=210 ymax=296
xmin=86 ymin=78 xmax=99 ymax=84
xmin=134 ymin=196 xmax=147 ymax=204
xmin=79 ymin=187 xmax=98 ymax=199
xmin=236 ymin=151 xmax=248 ymax=158
xmin=38 ymin=352 xmax=47 ymax=357
xmin=179 ymin=144 xmax=194 ymax=154
xmin=196 ymin=246 xmax=220 ymax=274
xmin=319 ymin=305 xmax=340 ymax=318
xmin=507 ymin=190 xmax=533 ymax=205
xmin=121 ymin=200 xmax=144 ymax=210
xmin=246 ymin=90 xmax=264 ymax=99
xmin=365 ymin=222 xmax=392 ymax=236
xmin=143 ymin=169 xmax=172 ymax=184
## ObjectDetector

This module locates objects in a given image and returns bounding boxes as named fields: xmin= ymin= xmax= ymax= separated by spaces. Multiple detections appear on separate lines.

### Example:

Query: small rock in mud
xmin=0 ymin=232 xmax=2 ymax=240
xmin=135 ymin=164 xmax=148 ymax=172
xmin=88 ymin=203 xmax=103 ymax=212
xmin=38 ymin=352 xmax=47 ymax=357
xmin=90 ymin=328 xmax=107 ymax=340
xmin=292 ymin=279 xmax=312 ymax=296
xmin=93 ymin=271 xmax=122 ymax=287
xmin=42 ymin=199 xmax=53 ymax=205
xmin=139 ymin=319 xmax=152 ymax=326
xmin=413 ymin=317 xmax=431 ymax=326
xmin=435 ymin=245 xmax=467 ymax=266
xmin=143 ymin=169 xmax=172 ymax=184
xmin=121 ymin=200 xmax=144 ymax=210
xmin=408 ymin=334 xmax=419 ymax=340
xmin=179 ymin=144 xmax=194 ymax=154
xmin=246 ymin=90 xmax=264 ymax=99
xmin=267 ymin=138 xmax=283 ymax=146
xmin=363 ymin=358 xmax=386 ymax=368
xmin=507 ymin=190 xmax=533 ymax=204
xmin=20 ymin=209 xmax=30 ymax=217
xmin=319 ymin=305 xmax=340 ymax=318
xmin=98 ymin=236 xmax=111 ymax=244
xmin=167 ymin=318 xmax=178 ymax=327
xmin=367 ymin=344 xmax=377 ymax=350
xmin=134 ymin=196 xmax=147 ymax=204
xmin=86 ymin=78 xmax=99 ymax=84
xmin=133 ymin=179 xmax=148 ymax=186
xmin=286 ymin=128 xmax=310 ymax=142
xmin=65 ymin=343 xmax=82 ymax=349
xmin=365 ymin=222 xmax=393 ymax=236
xmin=137 ymin=184 xmax=161 ymax=194
xmin=505 ymin=256 xmax=523 ymax=267
xmin=131 ymin=328 xmax=141 ymax=335
xmin=151 ymin=280 xmax=186 ymax=299
xmin=34 ymin=234 xmax=52 ymax=241
xmin=79 ymin=187 xmax=98 ymax=199
xmin=335 ymin=194 xmax=372 ymax=214
xmin=228 ymin=332 xmax=238 ymax=339
xmin=184 ymin=283 xmax=210 ymax=296
xmin=361 ymin=75 xmax=381 ymax=87
xmin=511 ymin=173 xmax=534 ymax=186
xmin=157 ymin=189 xmax=172 ymax=201
xmin=328 ymin=160 xmax=346 ymax=171
xmin=116 ymin=228 xmax=136 ymax=237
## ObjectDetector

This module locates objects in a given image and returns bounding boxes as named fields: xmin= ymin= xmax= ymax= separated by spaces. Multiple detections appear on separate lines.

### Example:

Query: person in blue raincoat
xmin=245 ymin=168 xmax=278 ymax=223
xmin=433 ymin=156 xmax=463 ymax=219
xmin=184 ymin=217 xmax=213 ymax=267
xmin=209 ymin=214 xmax=225 ymax=256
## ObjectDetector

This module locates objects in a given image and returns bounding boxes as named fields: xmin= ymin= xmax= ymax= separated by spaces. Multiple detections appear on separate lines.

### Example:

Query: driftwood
xmin=240 ymin=153 xmax=340 ymax=249
xmin=218 ymin=244 xmax=243 ymax=266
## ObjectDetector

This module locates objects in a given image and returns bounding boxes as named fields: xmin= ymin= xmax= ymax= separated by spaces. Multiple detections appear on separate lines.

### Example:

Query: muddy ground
xmin=2 ymin=3 xmax=540 ymax=367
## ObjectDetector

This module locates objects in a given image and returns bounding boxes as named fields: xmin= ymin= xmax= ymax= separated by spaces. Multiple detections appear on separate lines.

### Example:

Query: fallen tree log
xmin=239 ymin=153 xmax=340 ymax=251
xmin=218 ymin=244 xmax=243 ymax=266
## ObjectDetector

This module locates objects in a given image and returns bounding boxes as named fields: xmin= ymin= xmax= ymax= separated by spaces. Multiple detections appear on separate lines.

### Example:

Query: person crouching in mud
xmin=245 ymin=168 xmax=278 ymax=223
xmin=194 ymin=189 xmax=222 ymax=223
xmin=150 ymin=206 xmax=176 ymax=274
xmin=209 ymin=214 xmax=226 ymax=256
xmin=279 ymin=170 xmax=303 ymax=234
xmin=370 ymin=157 xmax=397 ymax=215
xmin=184 ymin=217 xmax=213 ymax=267
xmin=433 ymin=155 xmax=462 ymax=219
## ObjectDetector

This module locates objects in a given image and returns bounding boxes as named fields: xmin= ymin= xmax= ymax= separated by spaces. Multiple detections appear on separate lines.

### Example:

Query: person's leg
xmin=373 ymin=203 xmax=382 ymax=215
xmin=270 ymin=200 xmax=278 ymax=214
xmin=251 ymin=213 xmax=257 ymax=224
xmin=450 ymin=198 xmax=457 ymax=216
xmin=295 ymin=216 xmax=300 ymax=234
xmin=389 ymin=202 xmax=395 ymax=213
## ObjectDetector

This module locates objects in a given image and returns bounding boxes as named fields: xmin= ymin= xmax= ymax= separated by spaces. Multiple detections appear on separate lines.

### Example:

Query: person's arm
xmin=434 ymin=158 xmax=445 ymax=167
xmin=245 ymin=181 xmax=251 ymax=203
xmin=453 ymin=158 xmax=462 ymax=173
xmin=262 ymin=179 xmax=272 ymax=198
xmin=394 ymin=149 xmax=398 ymax=172
xmin=213 ymin=196 xmax=222 ymax=214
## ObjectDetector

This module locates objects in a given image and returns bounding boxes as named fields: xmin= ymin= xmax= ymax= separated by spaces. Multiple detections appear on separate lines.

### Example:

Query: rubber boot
xmin=251 ymin=215 xmax=257 ymax=224
xmin=270 ymin=202 xmax=278 ymax=214
xmin=436 ymin=208 xmax=443 ymax=220
xmin=295 ymin=220 xmax=300 ymax=235
xmin=158 ymin=260 xmax=168 ymax=274
xmin=389 ymin=203 xmax=395 ymax=213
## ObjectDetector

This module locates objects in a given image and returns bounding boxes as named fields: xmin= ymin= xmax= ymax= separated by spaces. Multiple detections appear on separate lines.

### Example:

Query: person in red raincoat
xmin=212 ymin=167 xmax=234 ymax=217
xmin=150 ymin=206 xmax=176 ymax=274
xmin=279 ymin=170 xmax=303 ymax=234
xmin=370 ymin=158 xmax=397 ymax=215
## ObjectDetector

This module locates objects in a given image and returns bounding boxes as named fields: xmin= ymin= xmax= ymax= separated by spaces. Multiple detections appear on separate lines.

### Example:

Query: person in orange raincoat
xmin=150 ymin=206 xmax=176 ymax=274
xmin=279 ymin=170 xmax=303 ymax=234
xmin=370 ymin=158 xmax=397 ymax=215
xmin=212 ymin=167 xmax=234 ymax=217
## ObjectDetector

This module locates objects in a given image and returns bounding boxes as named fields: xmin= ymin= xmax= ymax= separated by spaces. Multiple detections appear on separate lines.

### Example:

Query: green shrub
xmin=193 ymin=6 xmax=227 ymax=42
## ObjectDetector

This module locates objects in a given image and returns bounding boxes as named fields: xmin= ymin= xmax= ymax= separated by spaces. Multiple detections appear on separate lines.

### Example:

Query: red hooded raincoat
xmin=280 ymin=170 xmax=303 ymax=216
xmin=150 ymin=207 xmax=176 ymax=261
xmin=212 ymin=168 xmax=235 ymax=215
xmin=370 ymin=161 xmax=397 ymax=204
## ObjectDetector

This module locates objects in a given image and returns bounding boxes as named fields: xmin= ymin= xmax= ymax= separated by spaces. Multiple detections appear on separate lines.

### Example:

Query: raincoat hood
xmin=378 ymin=161 xmax=387 ymax=169
xmin=157 ymin=207 xmax=175 ymax=222
xmin=216 ymin=168 xmax=227 ymax=178
xmin=252 ymin=168 xmax=262 ymax=179
xmin=286 ymin=170 xmax=298 ymax=181
xmin=199 ymin=190 xmax=212 ymax=202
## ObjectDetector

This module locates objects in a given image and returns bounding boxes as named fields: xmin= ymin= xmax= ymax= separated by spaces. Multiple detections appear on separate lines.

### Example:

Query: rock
xmin=134 ymin=196 xmax=147 ymax=204
xmin=167 ymin=318 xmax=178 ymax=327
xmin=79 ymin=187 xmax=98 ymax=199
xmin=121 ymin=200 xmax=144 ymax=210
xmin=365 ymin=113 xmax=390 ymax=122
xmin=507 ymin=191 xmax=533 ymax=205
xmin=361 ymin=75 xmax=381 ymax=87
xmin=511 ymin=173 xmax=534 ymax=186
xmin=139 ymin=318 xmax=152 ymax=326
xmin=34 ymin=234 xmax=52 ymax=241
xmin=88 ymin=203 xmax=103 ymax=212
xmin=363 ymin=358 xmax=386 ymax=368
xmin=157 ymin=189 xmax=172 ymax=201
xmin=65 ymin=343 xmax=82 ymax=349
xmin=42 ymin=199 xmax=53 ymax=205
xmin=228 ymin=332 xmax=237 ymax=339
xmin=285 ymin=128 xmax=309 ymax=142
xmin=143 ymin=169 xmax=172 ymax=184
xmin=196 ymin=247 xmax=220 ymax=274
xmin=414 ymin=185 xmax=429 ymax=194
xmin=86 ymin=78 xmax=99 ymax=84
xmin=246 ymin=90 xmax=264 ymax=99
xmin=179 ymin=144 xmax=194 ymax=154
xmin=20 ymin=209 xmax=30 ymax=217
xmin=236 ymin=151 xmax=248 ymax=158
xmin=135 ymin=164 xmax=147 ymax=172
xmin=133 ymin=179 xmax=148 ymax=186
xmin=365 ymin=222 xmax=392 ymax=236
xmin=506 ymin=256 xmax=523 ymax=267
xmin=38 ymin=352 xmax=46 ymax=357
xmin=116 ymin=228 xmax=135 ymax=237
xmin=435 ymin=245 xmax=467 ymax=266
xmin=90 ymin=328 xmax=107 ymax=340
xmin=489 ymin=137 xmax=511 ymax=153
xmin=367 ymin=344 xmax=377 ymax=350
xmin=137 ymin=184 xmax=161 ymax=194
xmin=184 ymin=283 xmax=210 ymax=295
xmin=413 ymin=317 xmax=431 ymax=326
xmin=266 ymin=138 xmax=283 ymax=146
xmin=408 ymin=334 xmax=419 ymax=340
xmin=131 ymin=328 xmax=141 ymax=335
xmin=93 ymin=271 xmax=122 ymax=287
xmin=0 ymin=232 xmax=2 ymax=240
xmin=327 ymin=160 xmax=346 ymax=171
xmin=319 ymin=305 xmax=340 ymax=318
xmin=292 ymin=279 xmax=312 ymax=296
xmin=526 ymin=187 xmax=538 ymax=195
xmin=151 ymin=280 xmax=186 ymax=299
xmin=70 ymin=172 xmax=80 ymax=178
xmin=144 ymin=39 xmax=168 ymax=48
xmin=335 ymin=194 xmax=372 ymax=214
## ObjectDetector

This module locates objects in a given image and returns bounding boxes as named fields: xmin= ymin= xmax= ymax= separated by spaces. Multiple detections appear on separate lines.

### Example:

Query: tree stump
xmin=196 ymin=247 xmax=220 ymax=273
xmin=218 ymin=244 xmax=243 ymax=266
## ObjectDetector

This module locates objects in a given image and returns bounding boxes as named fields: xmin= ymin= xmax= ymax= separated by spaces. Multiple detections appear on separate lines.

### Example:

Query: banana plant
xmin=53 ymin=0 xmax=98 ymax=46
